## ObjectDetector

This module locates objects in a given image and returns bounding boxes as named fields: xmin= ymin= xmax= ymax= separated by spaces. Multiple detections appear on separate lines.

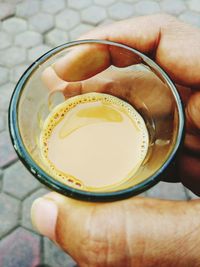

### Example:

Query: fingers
xmin=175 ymin=86 xmax=200 ymax=153
xmin=184 ymin=92 xmax=200 ymax=154
xmin=52 ymin=14 xmax=200 ymax=87
xmin=184 ymin=134 xmax=200 ymax=154
xmin=52 ymin=15 xmax=161 ymax=82
xmin=53 ymin=44 xmax=111 ymax=81
xmin=41 ymin=66 xmax=68 ymax=91
xmin=79 ymin=14 xmax=165 ymax=54
xmin=175 ymin=91 xmax=200 ymax=192
xmin=155 ymin=21 xmax=200 ymax=87
xmin=178 ymin=153 xmax=200 ymax=196
xmin=179 ymin=91 xmax=200 ymax=193
xmin=185 ymin=92 xmax=200 ymax=134
xmin=175 ymin=85 xmax=192 ymax=106
xmin=176 ymin=86 xmax=200 ymax=153
xmin=43 ymin=66 xmax=173 ymax=118
xmin=53 ymin=44 xmax=142 ymax=82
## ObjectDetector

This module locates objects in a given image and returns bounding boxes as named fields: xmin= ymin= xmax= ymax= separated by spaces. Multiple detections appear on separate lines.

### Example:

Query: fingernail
xmin=31 ymin=197 xmax=58 ymax=240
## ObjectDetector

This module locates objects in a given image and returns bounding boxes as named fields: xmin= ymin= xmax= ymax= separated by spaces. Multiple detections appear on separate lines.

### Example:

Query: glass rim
xmin=8 ymin=39 xmax=185 ymax=201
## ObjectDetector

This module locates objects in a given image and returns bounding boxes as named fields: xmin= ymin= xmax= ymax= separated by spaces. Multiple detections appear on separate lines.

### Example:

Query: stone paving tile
xmin=28 ymin=44 xmax=52 ymax=62
xmin=0 ymin=82 xmax=15 ymax=111
xmin=45 ymin=28 xmax=69 ymax=47
xmin=68 ymin=0 xmax=92 ymax=10
xmin=0 ymin=66 xmax=9 ymax=85
xmin=0 ymin=47 xmax=26 ymax=67
xmin=81 ymin=5 xmax=107 ymax=25
xmin=108 ymin=2 xmax=134 ymax=20
xmin=0 ymin=31 xmax=12 ymax=50
xmin=15 ymin=30 xmax=43 ymax=49
xmin=16 ymin=0 xmax=40 ymax=18
xmin=0 ymin=131 xmax=18 ymax=168
xmin=0 ymin=193 xmax=20 ymax=237
xmin=3 ymin=161 xmax=40 ymax=200
xmin=29 ymin=13 xmax=54 ymax=34
xmin=69 ymin=23 xmax=94 ymax=40
xmin=22 ymin=187 xmax=50 ymax=231
xmin=125 ymin=0 xmax=141 ymax=2
xmin=0 ymin=3 xmax=15 ymax=20
xmin=188 ymin=0 xmax=200 ymax=12
xmin=2 ymin=17 xmax=27 ymax=34
xmin=134 ymin=0 xmax=161 ymax=15
xmin=9 ymin=64 xmax=29 ymax=83
xmin=3 ymin=0 xmax=22 ymax=4
xmin=56 ymin=9 xmax=81 ymax=31
xmin=41 ymin=0 xmax=66 ymax=14
xmin=0 ymin=227 xmax=41 ymax=267
xmin=0 ymin=114 xmax=5 ymax=132
xmin=0 ymin=168 xmax=3 ymax=191
xmin=160 ymin=0 xmax=186 ymax=15
xmin=146 ymin=182 xmax=188 ymax=200
xmin=179 ymin=10 xmax=200 ymax=27
xmin=94 ymin=0 xmax=116 ymax=6
xmin=44 ymin=238 xmax=77 ymax=267
xmin=99 ymin=18 xmax=116 ymax=26
xmin=125 ymin=0 xmax=141 ymax=3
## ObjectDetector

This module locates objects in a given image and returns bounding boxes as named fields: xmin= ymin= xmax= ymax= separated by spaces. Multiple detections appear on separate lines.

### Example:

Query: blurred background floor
xmin=0 ymin=0 xmax=199 ymax=266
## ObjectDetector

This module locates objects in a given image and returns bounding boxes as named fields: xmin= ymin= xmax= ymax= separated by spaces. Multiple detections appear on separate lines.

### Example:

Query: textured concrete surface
xmin=0 ymin=0 xmax=199 ymax=266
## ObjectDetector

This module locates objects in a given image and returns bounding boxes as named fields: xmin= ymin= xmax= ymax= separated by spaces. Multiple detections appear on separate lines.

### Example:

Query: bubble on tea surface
xmin=40 ymin=92 xmax=149 ymax=190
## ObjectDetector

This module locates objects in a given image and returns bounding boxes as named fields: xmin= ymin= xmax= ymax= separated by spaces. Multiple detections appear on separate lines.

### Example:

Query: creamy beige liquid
xmin=40 ymin=93 xmax=149 ymax=190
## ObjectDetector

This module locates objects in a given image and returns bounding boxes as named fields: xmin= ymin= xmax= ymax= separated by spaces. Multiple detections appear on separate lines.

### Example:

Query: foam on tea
xmin=40 ymin=93 xmax=149 ymax=190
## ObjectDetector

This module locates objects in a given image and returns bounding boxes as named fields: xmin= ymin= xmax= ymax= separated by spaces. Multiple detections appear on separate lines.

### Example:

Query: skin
xmin=31 ymin=14 xmax=200 ymax=267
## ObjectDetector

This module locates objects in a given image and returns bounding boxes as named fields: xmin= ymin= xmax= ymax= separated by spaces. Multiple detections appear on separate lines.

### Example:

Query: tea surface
xmin=40 ymin=93 xmax=149 ymax=190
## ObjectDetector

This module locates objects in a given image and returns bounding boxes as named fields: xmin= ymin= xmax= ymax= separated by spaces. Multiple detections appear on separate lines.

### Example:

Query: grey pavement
xmin=0 ymin=0 xmax=199 ymax=266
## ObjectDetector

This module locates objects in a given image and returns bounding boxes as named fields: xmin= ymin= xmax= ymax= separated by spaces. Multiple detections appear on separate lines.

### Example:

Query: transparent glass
xmin=9 ymin=40 xmax=184 ymax=201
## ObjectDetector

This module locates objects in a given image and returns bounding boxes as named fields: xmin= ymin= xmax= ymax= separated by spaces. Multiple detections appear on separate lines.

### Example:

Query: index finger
xmin=52 ymin=42 xmax=142 ymax=82
xmin=52 ymin=14 xmax=200 ymax=87
xmin=52 ymin=14 xmax=163 ymax=82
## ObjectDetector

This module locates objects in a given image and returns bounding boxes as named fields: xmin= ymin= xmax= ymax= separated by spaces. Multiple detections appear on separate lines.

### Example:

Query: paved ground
xmin=0 ymin=0 xmax=199 ymax=266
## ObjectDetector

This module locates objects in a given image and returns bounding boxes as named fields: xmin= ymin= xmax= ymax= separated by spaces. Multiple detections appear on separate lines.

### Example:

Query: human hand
xmin=43 ymin=14 xmax=200 ymax=195
xmin=31 ymin=192 xmax=200 ymax=267
xmin=31 ymin=15 xmax=200 ymax=267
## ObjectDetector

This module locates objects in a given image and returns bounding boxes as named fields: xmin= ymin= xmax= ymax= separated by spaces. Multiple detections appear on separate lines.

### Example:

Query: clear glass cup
xmin=9 ymin=40 xmax=184 ymax=201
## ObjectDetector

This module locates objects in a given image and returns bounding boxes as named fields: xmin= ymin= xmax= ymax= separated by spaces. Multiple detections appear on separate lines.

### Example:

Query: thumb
xmin=31 ymin=194 xmax=58 ymax=241
xmin=31 ymin=192 xmax=95 ymax=264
